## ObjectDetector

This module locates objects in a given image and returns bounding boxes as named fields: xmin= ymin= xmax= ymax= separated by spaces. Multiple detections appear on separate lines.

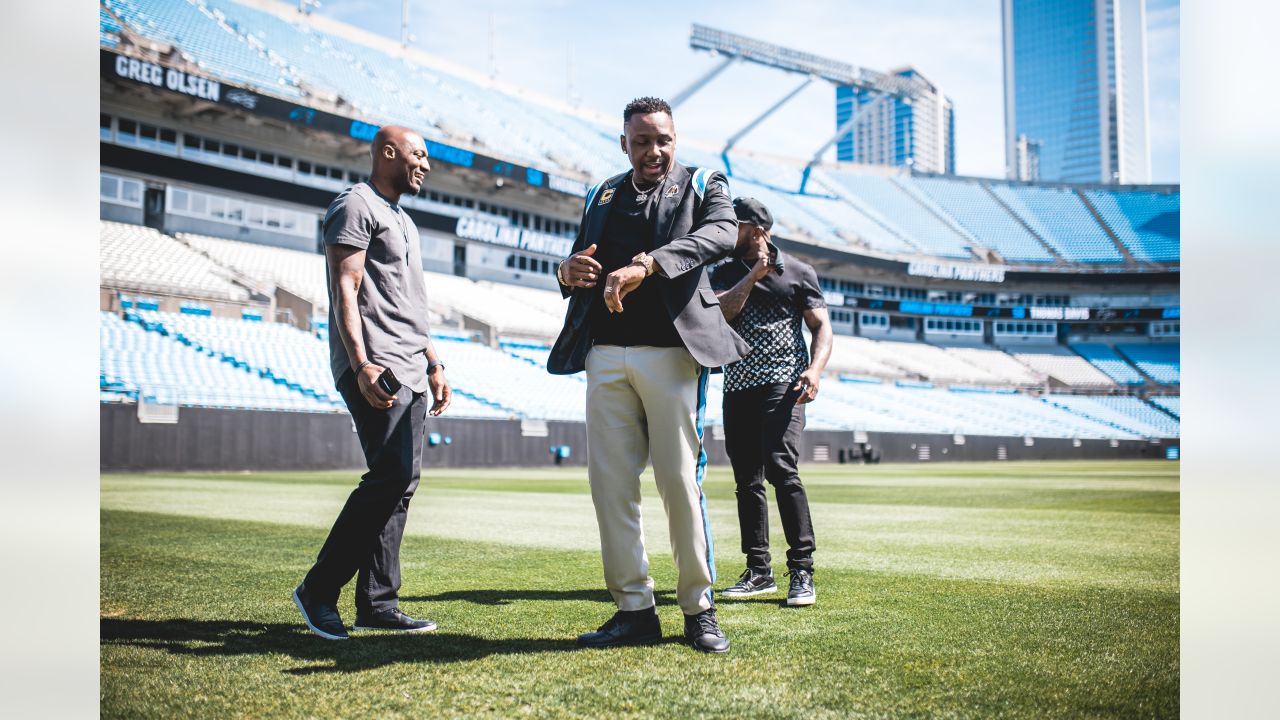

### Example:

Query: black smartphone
xmin=376 ymin=368 xmax=402 ymax=396
xmin=766 ymin=240 xmax=785 ymax=273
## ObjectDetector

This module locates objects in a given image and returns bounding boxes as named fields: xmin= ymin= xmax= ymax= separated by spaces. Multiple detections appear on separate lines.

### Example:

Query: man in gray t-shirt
xmin=293 ymin=126 xmax=453 ymax=641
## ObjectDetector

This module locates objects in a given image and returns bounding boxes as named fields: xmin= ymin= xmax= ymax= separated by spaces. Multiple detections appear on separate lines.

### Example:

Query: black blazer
xmin=548 ymin=162 xmax=750 ymax=375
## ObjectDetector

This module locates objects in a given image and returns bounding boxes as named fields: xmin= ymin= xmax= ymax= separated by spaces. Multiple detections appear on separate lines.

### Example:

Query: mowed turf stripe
xmin=101 ymin=508 xmax=1177 ymax=719
xmin=103 ymin=466 xmax=1177 ymax=588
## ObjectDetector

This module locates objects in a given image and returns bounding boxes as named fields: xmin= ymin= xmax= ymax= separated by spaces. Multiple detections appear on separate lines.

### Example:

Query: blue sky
xmin=313 ymin=0 xmax=1179 ymax=182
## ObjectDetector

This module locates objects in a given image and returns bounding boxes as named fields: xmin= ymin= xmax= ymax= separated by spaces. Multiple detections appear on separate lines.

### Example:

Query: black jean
xmin=723 ymin=382 xmax=816 ymax=573
xmin=302 ymin=370 xmax=427 ymax=616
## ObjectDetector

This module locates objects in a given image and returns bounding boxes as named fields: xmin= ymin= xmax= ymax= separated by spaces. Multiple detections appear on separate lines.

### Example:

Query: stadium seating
xmin=1083 ymin=190 xmax=1180 ymax=262
xmin=134 ymin=309 xmax=344 ymax=407
xmin=1149 ymin=396 xmax=1179 ymax=418
xmin=818 ymin=380 xmax=1151 ymax=439
xmin=944 ymin=347 xmax=1045 ymax=385
xmin=988 ymin=184 xmax=1122 ymax=263
xmin=103 ymin=1 xmax=1180 ymax=269
xmin=1117 ymin=344 xmax=1180 ymax=384
xmin=1012 ymin=346 xmax=1117 ymax=388
xmin=1042 ymin=395 xmax=1180 ymax=438
xmin=100 ymin=302 xmax=1184 ymax=439
xmin=1071 ymin=343 xmax=1147 ymax=385
xmin=101 ymin=221 xmax=250 ymax=302
xmin=178 ymin=232 xmax=329 ymax=311
xmin=100 ymin=311 xmax=333 ymax=411
xmin=907 ymin=176 xmax=1055 ymax=262
xmin=104 ymin=0 xmax=300 ymax=97
xmin=822 ymin=171 xmax=974 ymax=259
xmin=423 ymin=270 xmax=563 ymax=339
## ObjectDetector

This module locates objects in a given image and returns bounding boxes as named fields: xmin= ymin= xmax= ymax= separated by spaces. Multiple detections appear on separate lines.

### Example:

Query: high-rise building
xmin=1002 ymin=0 xmax=1151 ymax=183
xmin=835 ymin=67 xmax=955 ymax=174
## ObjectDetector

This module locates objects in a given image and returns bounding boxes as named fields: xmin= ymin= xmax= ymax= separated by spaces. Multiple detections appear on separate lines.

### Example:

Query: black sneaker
xmin=720 ymin=568 xmax=777 ymax=598
xmin=353 ymin=608 xmax=438 ymax=633
xmin=786 ymin=569 xmax=816 ymax=606
xmin=576 ymin=607 xmax=661 ymax=649
xmin=683 ymin=608 xmax=730 ymax=654
xmin=292 ymin=584 xmax=349 ymax=640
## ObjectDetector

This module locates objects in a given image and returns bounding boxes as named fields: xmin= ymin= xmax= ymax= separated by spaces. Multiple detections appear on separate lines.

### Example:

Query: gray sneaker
xmin=786 ymin=569 xmax=815 ymax=606
xmin=721 ymin=569 xmax=777 ymax=598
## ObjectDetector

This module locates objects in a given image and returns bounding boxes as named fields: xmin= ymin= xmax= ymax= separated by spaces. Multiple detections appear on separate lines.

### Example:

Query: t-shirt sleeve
xmin=795 ymin=264 xmax=827 ymax=311
xmin=323 ymin=193 xmax=373 ymax=249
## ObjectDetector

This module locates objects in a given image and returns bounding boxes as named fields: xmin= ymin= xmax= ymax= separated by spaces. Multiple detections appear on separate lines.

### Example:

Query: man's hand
xmin=747 ymin=231 xmax=773 ymax=281
xmin=427 ymin=365 xmax=451 ymax=416
xmin=559 ymin=244 xmax=602 ymax=288
xmin=794 ymin=367 xmax=820 ymax=404
xmin=356 ymin=363 xmax=395 ymax=410
xmin=602 ymin=263 xmax=648 ymax=313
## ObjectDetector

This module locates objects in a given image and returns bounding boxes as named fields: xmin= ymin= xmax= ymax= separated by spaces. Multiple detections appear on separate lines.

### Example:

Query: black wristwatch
xmin=427 ymin=360 xmax=445 ymax=374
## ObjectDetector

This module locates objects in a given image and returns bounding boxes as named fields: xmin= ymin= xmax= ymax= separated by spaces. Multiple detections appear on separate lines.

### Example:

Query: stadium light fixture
xmin=688 ymin=24 xmax=933 ymax=98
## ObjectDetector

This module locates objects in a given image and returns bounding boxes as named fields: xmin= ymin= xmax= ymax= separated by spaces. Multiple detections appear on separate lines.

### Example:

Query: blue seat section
xmin=101 ymin=7 xmax=122 ymax=46
xmin=1149 ymin=396 xmax=1179 ymax=418
xmin=1071 ymin=343 xmax=1146 ymax=385
xmin=988 ymin=184 xmax=1121 ymax=262
xmin=100 ymin=311 xmax=334 ymax=411
xmin=103 ymin=0 xmax=299 ymax=97
xmin=105 ymin=2 xmax=1181 ymax=268
xmin=1117 ymin=344 xmax=1180 ymax=384
xmin=824 ymin=171 xmax=974 ymax=259
xmin=1084 ymin=190 xmax=1180 ymax=262
xmin=811 ymin=379 xmax=1152 ymax=438
xmin=199 ymin=0 xmax=618 ymax=177
xmin=100 ymin=308 xmax=1182 ymax=438
xmin=908 ymin=176 xmax=1054 ymax=262
xmin=1042 ymin=395 xmax=1180 ymax=438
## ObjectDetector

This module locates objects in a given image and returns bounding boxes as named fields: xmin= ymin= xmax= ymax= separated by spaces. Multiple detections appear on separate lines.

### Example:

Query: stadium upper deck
xmin=99 ymin=0 xmax=1179 ymax=272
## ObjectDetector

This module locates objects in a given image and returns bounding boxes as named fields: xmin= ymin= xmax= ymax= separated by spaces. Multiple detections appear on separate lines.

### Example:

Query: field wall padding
xmin=100 ymin=403 xmax=1176 ymax=472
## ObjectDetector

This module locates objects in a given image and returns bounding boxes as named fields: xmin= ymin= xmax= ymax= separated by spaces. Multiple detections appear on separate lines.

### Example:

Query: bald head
xmin=370 ymin=125 xmax=430 ymax=197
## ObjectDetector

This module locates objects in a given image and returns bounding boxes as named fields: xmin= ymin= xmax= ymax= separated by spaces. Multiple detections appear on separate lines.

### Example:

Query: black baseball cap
xmin=732 ymin=197 xmax=773 ymax=231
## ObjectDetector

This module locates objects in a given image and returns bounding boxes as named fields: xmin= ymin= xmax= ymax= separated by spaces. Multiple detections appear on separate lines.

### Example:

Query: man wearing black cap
xmin=710 ymin=198 xmax=832 ymax=606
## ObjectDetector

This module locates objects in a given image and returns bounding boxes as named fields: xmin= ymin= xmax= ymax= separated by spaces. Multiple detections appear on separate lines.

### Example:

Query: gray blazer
xmin=548 ymin=162 xmax=750 ymax=375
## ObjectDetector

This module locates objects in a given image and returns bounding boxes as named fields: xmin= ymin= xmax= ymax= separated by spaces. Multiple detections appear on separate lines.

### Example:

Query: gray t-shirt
xmin=324 ymin=182 xmax=432 ymax=393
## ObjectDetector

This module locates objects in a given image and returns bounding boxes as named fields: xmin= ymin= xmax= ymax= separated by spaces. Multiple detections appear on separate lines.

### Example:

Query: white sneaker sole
xmin=786 ymin=593 xmax=816 ymax=606
xmin=351 ymin=623 xmax=438 ymax=633
xmin=292 ymin=588 xmax=349 ymax=640
xmin=720 ymin=585 xmax=778 ymax=598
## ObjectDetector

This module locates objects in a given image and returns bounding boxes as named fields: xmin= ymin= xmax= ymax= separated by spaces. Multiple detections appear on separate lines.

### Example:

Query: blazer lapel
xmin=583 ymin=173 xmax=626 ymax=252
xmin=652 ymin=162 xmax=690 ymax=249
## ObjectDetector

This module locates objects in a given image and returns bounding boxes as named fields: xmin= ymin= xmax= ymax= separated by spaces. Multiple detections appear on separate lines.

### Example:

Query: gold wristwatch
xmin=631 ymin=252 xmax=655 ymax=277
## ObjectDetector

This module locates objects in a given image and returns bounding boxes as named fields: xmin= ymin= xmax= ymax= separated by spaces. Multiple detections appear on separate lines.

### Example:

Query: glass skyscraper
xmin=1002 ymin=0 xmax=1151 ymax=183
xmin=835 ymin=67 xmax=955 ymax=175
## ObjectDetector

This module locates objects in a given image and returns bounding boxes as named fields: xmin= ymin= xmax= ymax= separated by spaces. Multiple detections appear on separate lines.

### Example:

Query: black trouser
xmin=303 ymin=370 xmax=426 ymax=616
xmin=723 ymin=382 xmax=816 ymax=574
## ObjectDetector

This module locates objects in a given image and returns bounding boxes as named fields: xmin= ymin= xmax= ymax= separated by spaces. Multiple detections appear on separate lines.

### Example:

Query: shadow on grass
xmin=100 ymin=618 xmax=580 ymax=674
xmin=402 ymin=588 xmax=677 ymax=606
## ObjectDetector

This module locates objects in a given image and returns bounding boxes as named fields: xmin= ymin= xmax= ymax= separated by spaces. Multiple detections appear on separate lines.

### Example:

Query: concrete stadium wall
xmin=100 ymin=404 xmax=1176 ymax=473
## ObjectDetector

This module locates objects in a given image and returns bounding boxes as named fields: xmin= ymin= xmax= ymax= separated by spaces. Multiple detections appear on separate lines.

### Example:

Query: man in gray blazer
xmin=549 ymin=97 xmax=748 ymax=654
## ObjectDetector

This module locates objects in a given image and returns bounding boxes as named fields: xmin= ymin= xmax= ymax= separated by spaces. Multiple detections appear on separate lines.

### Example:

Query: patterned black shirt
xmin=710 ymin=252 xmax=826 ymax=392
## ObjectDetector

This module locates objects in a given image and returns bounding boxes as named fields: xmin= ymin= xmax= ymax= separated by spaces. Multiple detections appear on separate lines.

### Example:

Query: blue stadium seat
xmin=908 ymin=176 xmax=1054 ymax=262
xmin=1117 ymin=344 xmax=1180 ymax=384
xmin=1071 ymin=344 xmax=1146 ymax=385
xmin=1084 ymin=190 xmax=1180 ymax=263
xmin=988 ymin=183 xmax=1122 ymax=263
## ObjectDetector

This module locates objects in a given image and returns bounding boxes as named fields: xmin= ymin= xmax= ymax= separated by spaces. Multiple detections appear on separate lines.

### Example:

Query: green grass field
xmin=101 ymin=461 xmax=1179 ymax=719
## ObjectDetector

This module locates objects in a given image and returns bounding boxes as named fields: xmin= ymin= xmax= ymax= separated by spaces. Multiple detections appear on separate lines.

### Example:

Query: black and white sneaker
xmin=353 ymin=608 xmax=438 ymax=633
xmin=292 ymin=584 xmax=349 ymax=640
xmin=683 ymin=608 xmax=730 ymax=654
xmin=786 ymin=569 xmax=816 ymax=606
xmin=720 ymin=569 xmax=777 ymax=598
